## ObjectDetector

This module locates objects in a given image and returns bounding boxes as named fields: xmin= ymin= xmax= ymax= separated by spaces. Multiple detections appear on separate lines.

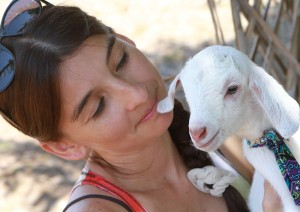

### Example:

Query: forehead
xmin=63 ymin=35 xmax=108 ymax=64
xmin=181 ymin=54 xmax=238 ymax=81
xmin=179 ymin=52 xmax=250 ymax=95
xmin=60 ymin=35 xmax=109 ymax=79
xmin=58 ymin=35 xmax=110 ymax=112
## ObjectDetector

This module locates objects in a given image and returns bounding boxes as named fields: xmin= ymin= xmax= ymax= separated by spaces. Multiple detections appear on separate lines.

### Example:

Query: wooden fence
xmin=209 ymin=0 xmax=300 ymax=102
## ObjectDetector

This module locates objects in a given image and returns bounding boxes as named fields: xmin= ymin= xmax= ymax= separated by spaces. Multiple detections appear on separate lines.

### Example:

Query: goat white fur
xmin=157 ymin=45 xmax=300 ymax=212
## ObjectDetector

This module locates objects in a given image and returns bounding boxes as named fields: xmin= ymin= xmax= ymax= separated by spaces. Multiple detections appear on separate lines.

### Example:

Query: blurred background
xmin=0 ymin=0 xmax=298 ymax=211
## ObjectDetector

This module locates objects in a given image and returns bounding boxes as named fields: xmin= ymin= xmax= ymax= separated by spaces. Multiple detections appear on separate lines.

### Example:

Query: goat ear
xmin=249 ymin=64 xmax=299 ymax=138
xmin=157 ymin=74 xmax=181 ymax=113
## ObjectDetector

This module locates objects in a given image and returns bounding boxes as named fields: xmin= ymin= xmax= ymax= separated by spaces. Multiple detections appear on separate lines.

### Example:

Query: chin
xmin=155 ymin=110 xmax=174 ymax=134
xmin=193 ymin=136 xmax=224 ymax=152
xmin=163 ymin=111 xmax=174 ymax=128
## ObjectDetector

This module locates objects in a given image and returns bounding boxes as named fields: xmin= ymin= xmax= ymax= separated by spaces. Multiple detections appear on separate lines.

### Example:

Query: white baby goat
xmin=157 ymin=45 xmax=300 ymax=212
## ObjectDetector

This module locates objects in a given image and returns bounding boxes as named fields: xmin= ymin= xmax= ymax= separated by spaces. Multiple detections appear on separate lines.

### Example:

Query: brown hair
xmin=0 ymin=6 xmax=112 ymax=141
xmin=170 ymin=100 xmax=249 ymax=211
xmin=0 ymin=5 xmax=248 ymax=211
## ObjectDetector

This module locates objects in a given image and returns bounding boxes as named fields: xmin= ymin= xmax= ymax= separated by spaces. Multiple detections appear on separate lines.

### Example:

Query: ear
xmin=116 ymin=33 xmax=136 ymax=46
xmin=249 ymin=64 xmax=300 ymax=138
xmin=39 ymin=139 xmax=88 ymax=161
xmin=157 ymin=74 xmax=181 ymax=113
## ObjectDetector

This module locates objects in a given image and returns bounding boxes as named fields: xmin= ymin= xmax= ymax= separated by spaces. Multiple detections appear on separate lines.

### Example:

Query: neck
xmin=87 ymin=132 xmax=187 ymax=191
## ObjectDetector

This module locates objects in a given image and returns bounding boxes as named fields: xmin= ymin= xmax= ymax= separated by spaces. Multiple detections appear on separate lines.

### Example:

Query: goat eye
xmin=227 ymin=85 xmax=238 ymax=95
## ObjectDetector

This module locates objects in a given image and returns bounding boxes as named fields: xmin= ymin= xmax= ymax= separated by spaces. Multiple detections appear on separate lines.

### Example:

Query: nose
xmin=117 ymin=81 xmax=148 ymax=110
xmin=189 ymin=127 xmax=207 ymax=142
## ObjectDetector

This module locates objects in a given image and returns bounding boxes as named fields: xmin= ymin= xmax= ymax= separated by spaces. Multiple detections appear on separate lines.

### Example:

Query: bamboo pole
xmin=236 ymin=0 xmax=300 ymax=76
xmin=230 ymin=0 xmax=247 ymax=52
xmin=207 ymin=0 xmax=225 ymax=45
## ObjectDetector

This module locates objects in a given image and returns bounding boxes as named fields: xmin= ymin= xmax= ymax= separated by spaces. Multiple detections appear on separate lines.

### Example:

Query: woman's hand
xmin=262 ymin=180 xmax=283 ymax=212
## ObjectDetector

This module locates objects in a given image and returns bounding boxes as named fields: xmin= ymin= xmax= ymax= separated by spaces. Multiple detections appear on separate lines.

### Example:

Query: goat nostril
xmin=190 ymin=127 xmax=207 ymax=141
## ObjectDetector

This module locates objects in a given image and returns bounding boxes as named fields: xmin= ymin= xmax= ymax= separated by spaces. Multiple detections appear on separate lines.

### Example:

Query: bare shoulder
xmin=64 ymin=185 xmax=129 ymax=212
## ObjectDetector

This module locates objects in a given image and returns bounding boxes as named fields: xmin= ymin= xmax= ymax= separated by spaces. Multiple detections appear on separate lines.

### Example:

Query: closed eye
xmin=116 ymin=51 xmax=128 ymax=71
xmin=92 ymin=96 xmax=105 ymax=119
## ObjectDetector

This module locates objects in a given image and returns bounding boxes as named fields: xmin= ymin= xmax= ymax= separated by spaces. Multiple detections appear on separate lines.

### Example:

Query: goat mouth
xmin=195 ymin=131 xmax=219 ymax=150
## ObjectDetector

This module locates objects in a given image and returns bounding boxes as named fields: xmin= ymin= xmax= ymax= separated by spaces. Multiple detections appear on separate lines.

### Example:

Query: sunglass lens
xmin=0 ymin=48 xmax=15 ymax=92
xmin=3 ymin=0 xmax=41 ymax=35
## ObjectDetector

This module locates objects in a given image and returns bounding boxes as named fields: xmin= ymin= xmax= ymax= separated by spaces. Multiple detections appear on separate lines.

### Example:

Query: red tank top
xmin=71 ymin=168 xmax=146 ymax=212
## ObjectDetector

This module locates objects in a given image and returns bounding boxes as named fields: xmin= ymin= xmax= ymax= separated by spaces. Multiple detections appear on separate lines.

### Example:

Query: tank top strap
xmin=77 ymin=168 xmax=147 ymax=212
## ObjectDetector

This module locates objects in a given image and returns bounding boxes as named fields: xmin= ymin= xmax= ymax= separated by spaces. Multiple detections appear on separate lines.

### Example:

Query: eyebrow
xmin=71 ymin=35 xmax=116 ymax=122
xmin=106 ymin=35 xmax=116 ymax=65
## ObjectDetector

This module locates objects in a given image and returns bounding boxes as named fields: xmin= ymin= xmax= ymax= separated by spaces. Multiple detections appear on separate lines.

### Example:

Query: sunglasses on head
xmin=0 ymin=0 xmax=52 ymax=92
xmin=0 ymin=0 xmax=52 ymax=129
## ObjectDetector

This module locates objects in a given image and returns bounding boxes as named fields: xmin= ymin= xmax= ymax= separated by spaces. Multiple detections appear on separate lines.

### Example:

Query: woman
xmin=0 ymin=0 xmax=281 ymax=211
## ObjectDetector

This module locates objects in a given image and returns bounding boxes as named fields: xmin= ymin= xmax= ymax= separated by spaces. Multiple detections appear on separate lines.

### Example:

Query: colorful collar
xmin=247 ymin=128 xmax=300 ymax=205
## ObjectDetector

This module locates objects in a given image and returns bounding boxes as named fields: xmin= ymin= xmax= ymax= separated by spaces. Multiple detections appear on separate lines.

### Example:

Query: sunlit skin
xmin=59 ymin=34 xmax=172 ymax=156
xmin=49 ymin=34 xmax=228 ymax=211
xmin=38 ymin=34 xmax=283 ymax=211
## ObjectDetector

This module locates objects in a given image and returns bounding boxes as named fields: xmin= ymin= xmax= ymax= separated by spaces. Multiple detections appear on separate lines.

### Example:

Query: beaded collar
xmin=247 ymin=128 xmax=300 ymax=205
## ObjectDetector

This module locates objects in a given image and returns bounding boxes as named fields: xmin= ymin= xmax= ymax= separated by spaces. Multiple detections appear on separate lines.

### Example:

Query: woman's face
xmin=58 ymin=34 xmax=173 ymax=155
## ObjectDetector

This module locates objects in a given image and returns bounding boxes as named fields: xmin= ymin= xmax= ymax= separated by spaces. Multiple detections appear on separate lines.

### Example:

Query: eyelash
xmin=91 ymin=51 xmax=128 ymax=119
xmin=92 ymin=96 xmax=105 ymax=119
xmin=116 ymin=51 xmax=128 ymax=71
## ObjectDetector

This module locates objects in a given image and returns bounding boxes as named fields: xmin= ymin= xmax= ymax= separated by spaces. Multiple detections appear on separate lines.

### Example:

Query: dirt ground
xmin=0 ymin=0 xmax=237 ymax=211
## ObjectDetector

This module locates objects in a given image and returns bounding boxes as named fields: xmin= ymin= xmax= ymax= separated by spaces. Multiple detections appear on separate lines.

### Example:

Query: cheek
xmin=80 ymin=122 xmax=130 ymax=152
xmin=95 ymin=114 xmax=131 ymax=141
xmin=224 ymin=90 xmax=240 ymax=101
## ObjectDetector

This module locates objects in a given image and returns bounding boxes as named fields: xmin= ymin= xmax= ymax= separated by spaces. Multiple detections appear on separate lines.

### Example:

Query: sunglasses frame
xmin=0 ymin=0 xmax=51 ymax=35
xmin=0 ymin=44 xmax=14 ymax=91
xmin=0 ymin=0 xmax=53 ymax=128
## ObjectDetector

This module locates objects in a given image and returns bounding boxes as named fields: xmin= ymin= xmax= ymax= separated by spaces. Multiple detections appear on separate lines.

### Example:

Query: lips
xmin=138 ymin=98 xmax=157 ymax=124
